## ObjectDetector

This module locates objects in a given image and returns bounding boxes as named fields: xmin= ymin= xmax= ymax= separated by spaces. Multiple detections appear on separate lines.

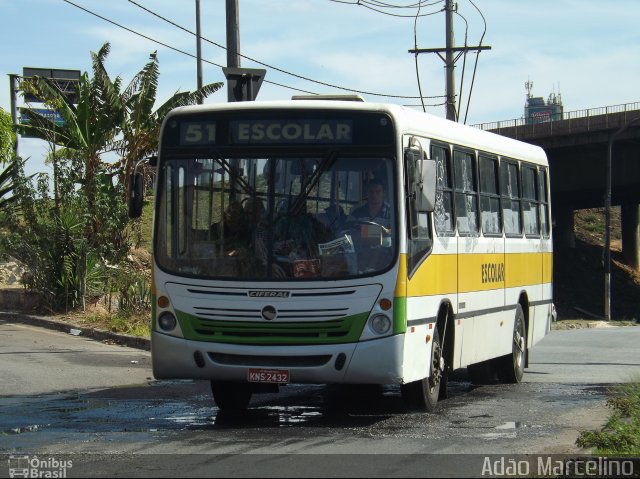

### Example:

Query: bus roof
xmin=167 ymin=100 xmax=547 ymax=166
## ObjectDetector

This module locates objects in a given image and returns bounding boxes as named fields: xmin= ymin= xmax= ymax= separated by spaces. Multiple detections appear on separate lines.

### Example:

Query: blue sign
xmin=20 ymin=108 xmax=65 ymax=127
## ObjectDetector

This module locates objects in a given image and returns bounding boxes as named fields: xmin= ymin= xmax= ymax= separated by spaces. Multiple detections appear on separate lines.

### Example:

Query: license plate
xmin=247 ymin=368 xmax=290 ymax=384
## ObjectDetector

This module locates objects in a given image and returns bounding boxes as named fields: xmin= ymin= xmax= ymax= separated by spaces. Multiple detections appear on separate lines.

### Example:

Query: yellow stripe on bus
xmin=407 ymin=254 xmax=458 ymax=296
xmin=395 ymin=254 xmax=408 ymax=298
xmin=406 ymin=252 xmax=552 ymax=297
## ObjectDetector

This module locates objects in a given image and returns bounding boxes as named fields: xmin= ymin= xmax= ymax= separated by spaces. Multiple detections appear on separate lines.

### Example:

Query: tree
xmin=17 ymin=42 xmax=223 ymax=246
xmin=9 ymin=43 xmax=224 ymax=312
xmin=110 ymin=50 xmax=222 ymax=193
xmin=0 ymin=107 xmax=16 ymax=165
xmin=0 ymin=108 xmax=17 ymax=221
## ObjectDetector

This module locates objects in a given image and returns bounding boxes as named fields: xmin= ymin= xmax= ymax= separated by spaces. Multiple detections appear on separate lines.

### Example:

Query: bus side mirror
xmin=128 ymin=172 xmax=144 ymax=219
xmin=406 ymin=137 xmax=436 ymax=213
xmin=417 ymin=158 xmax=436 ymax=212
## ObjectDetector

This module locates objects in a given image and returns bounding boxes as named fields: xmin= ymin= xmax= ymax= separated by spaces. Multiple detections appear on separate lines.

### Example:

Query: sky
xmin=2 ymin=0 xmax=639 ymax=177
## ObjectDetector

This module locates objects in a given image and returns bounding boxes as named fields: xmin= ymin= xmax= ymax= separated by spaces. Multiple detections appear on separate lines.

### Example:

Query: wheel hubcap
xmin=514 ymin=323 xmax=525 ymax=368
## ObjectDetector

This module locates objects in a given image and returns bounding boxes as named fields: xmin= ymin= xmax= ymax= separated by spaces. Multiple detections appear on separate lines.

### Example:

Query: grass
xmin=576 ymin=382 xmax=640 ymax=456
xmin=66 ymin=309 xmax=151 ymax=338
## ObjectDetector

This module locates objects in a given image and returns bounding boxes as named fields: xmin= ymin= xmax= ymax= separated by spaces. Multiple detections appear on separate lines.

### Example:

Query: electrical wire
xmin=359 ymin=2 xmax=444 ymax=18
xmin=463 ymin=0 xmax=487 ymax=124
xmin=330 ymin=0 xmax=444 ymax=10
xmin=128 ymin=0 xmax=445 ymax=100
xmin=413 ymin=1 xmax=427 ymax=112
xmin=329 ymin=0 xmax=444 ymax=18
xmin=61 ymin=0 xmax=319 ymax=96
xmin=403 ymin=101 xmax=447 ymax=107
xmin=454 ymin=10 xmax=469 ymax=122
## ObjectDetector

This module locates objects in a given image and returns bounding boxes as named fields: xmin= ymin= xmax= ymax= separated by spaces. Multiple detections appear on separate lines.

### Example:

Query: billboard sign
xmin=22 ymin=67 xmax=80 ymax=104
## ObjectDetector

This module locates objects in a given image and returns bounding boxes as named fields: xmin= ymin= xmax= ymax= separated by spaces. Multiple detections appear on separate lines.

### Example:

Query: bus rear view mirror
xmin=417 ymin=159 xmax=436 ymax=212
xmin=128 ymin=172 xmax=144 ymax=219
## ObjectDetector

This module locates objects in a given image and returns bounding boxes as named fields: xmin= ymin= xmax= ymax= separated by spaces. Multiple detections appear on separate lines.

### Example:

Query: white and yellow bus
xmin=130 ymin=97 xmax=553 ymax=412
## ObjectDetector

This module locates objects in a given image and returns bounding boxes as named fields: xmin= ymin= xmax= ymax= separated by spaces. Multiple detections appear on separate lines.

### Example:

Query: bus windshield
xmin=155 ymin=153 xmax=397 ymax=280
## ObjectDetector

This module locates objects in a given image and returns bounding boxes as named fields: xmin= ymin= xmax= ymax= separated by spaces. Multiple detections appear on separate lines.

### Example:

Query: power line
xmin=413 ymin=1 xmax=427 ymax=112
xmin=61 ymin=0 xmax=320 ymax=96
xmin=128 ymin=0 xmax=444 ymax=100
xmin=408 ymin=0 xmax=491 ymax=121
xmin=463 ymin=0 xmax=487 ymax=124
xmin=454 ymin=9 xmax=469 ymax=122
xmin=357 ymin=2 xmax=444 ymax=18
xmin=329 ymin=0 xmax=444 ymax=18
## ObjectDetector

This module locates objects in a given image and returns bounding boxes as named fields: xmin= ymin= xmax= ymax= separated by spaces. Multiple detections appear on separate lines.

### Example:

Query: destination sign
xmin=178 ymin=119 xmax=353 ymax=146
xmin=180 ymin=122 xmax=217 ymax=145
xmin=230 ymin=120 xmax=352 ymax=144
xmin=167 ymin=111 xmax=394 ymax=148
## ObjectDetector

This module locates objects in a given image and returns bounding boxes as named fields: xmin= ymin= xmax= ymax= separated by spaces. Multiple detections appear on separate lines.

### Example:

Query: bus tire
xmin=401 ymin=328 xmax=443 ymax=412
xmin=211 ymin=381 xmax=252 ymax=411
xmin=496 ymin=304 xmax=526 ymax=384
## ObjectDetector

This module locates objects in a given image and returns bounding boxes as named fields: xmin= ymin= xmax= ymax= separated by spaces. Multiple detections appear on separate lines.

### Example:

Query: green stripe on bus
xmin=393 ymin=297 xmax=407 ymax=334
xmin=175 ymin=310 xmax=370 ymax=345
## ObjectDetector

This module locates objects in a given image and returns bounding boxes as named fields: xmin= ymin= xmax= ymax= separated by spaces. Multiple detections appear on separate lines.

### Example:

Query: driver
xmin=348 ymin=177 xmax=391 ymax=231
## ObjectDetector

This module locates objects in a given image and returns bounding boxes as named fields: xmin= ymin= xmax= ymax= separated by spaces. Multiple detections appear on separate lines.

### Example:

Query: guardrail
xmin=472 ymin=101 xmax=640 ymax=139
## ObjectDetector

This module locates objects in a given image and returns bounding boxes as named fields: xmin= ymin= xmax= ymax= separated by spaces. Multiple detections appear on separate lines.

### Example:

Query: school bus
xmin=129 ymin=97 xmax=553 ymax=412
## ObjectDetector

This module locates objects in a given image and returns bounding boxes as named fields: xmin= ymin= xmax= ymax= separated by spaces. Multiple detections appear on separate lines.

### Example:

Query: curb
xmin=0 ymin=311 xmax=151 ymax=351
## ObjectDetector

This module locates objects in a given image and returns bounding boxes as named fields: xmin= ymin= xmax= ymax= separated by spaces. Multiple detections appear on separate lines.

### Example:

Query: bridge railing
xmin=472 ymin=101 xmax=640 ymax=139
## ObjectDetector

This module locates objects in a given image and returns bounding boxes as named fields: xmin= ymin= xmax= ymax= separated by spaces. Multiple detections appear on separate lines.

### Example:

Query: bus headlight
xmin=369 ymin=314 xmax=391 ymax=335
xmin=158 ymin=312 xmax=177 ymax=332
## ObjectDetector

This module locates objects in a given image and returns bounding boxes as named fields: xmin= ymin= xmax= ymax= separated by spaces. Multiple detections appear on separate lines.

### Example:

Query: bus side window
xmin=522 ymin=165 xmax=540 ymax=237
xmin=479 ymin=155 xmax=501 ymax=235
xmin=501 ymin=160 xmax=522 ymax=236
xmin=453 ymin=149 xmax=479 ymax=235
xmin=538 ymin=167 xmax=550 ymax=238
xmin=432 ymin=145 xmax=454 ymax=235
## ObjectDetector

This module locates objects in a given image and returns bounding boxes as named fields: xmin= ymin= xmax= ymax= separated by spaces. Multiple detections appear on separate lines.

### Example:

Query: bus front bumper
xmin=152 ymin=331 xmax=404 ymax=385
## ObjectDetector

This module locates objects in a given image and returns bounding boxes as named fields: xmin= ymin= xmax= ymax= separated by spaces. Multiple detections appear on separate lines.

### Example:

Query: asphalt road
xmin=1 ymin=316 xmax=638 ymax=477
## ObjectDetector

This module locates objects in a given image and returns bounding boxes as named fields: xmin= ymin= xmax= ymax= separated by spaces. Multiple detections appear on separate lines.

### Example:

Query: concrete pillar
xmin=621 ymin=203 xmax=640 ymax=270
xmin=554 ymin=205 xmax=575 ymax=249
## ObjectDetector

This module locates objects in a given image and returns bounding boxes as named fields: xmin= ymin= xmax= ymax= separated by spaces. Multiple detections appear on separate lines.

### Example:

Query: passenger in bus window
xmin=349 ymin=178 xmax=391 ymax=230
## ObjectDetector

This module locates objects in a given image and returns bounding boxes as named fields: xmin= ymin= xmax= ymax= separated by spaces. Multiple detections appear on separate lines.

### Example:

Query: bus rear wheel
xmin=496 ymin=304 xmax=526 ymax=384
xmin=401 ymin=328 xmax=443 ymax=412
xmin=211 ymin=381 xmax=252 ymax=411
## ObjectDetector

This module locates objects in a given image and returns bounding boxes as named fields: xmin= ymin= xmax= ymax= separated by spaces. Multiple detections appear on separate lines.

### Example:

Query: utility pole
xmin=223 ymin=0 xmax=265 ymax=103
xmin=8 ymin=74 xmax=19 ymax=157
xmin=444 ymin=0 xmax=456 ymax=121
xmin=408 ymin=0 xmax=491 ymax=122
xmin=226 ymin=0 xmax=241 ymax=102
xmin=195 ymin=0 xmax=203 ymax=103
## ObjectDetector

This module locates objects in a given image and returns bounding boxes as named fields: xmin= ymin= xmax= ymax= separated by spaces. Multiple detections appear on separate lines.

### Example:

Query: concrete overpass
xmin=473 ymin=102 xmax=640 ymax=269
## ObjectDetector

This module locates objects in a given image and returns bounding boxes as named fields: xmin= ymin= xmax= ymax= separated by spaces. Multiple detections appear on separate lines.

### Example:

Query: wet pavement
xmin=0 ymin=377 xmax=609 ymax=456
xmin=1 ymin=320 xmax=638 ymax=476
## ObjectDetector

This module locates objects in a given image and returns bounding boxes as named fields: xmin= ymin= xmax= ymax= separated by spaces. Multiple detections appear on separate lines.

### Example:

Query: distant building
xmin=524 ymin=80 xmax=563 ymax=124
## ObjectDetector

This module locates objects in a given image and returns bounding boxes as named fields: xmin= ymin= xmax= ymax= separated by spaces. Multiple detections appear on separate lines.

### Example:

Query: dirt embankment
xmin=554 ymin=208 xmax=640 ymax=322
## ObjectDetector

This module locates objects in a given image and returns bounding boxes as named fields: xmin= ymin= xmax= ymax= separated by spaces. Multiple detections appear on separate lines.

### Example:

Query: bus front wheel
xmin=211 ymin=381 xmax=252 ymax=411
xmin=401 ymin=328 xmax=443 ymax=412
